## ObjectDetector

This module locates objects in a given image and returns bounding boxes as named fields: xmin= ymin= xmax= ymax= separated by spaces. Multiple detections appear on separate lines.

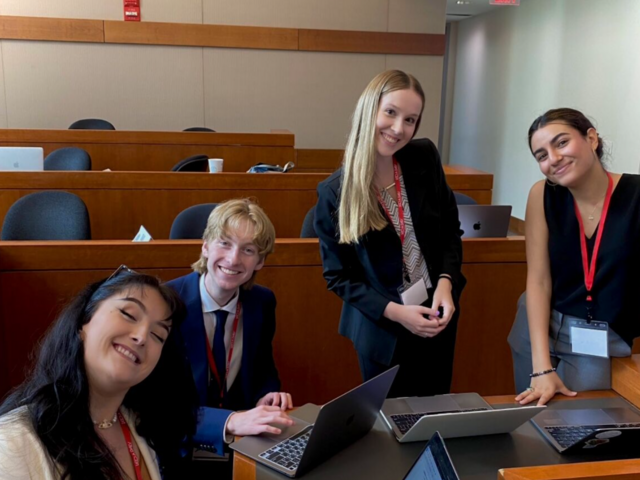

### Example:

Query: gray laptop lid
xmin=458 ymin=205 xmax=512 ymax=238
xmin=0 ymin=147 xmax=44 ymax=171
xmin=403 ymin=432 xmax=460 ymax=480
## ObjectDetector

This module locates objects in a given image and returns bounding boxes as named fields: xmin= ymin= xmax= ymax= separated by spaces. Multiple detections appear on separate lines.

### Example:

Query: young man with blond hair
xmin=168 ymin=199 xmax=292 ymax=477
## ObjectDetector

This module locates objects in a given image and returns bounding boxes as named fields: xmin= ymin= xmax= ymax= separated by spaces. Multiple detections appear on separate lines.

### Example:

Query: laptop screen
xmin=404 ymin=432 xmax=459 ymax=480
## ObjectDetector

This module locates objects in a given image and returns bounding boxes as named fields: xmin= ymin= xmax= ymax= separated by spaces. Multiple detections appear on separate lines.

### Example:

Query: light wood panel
xmin=0 ymin=15 xmax=104 ymax=42
xmin=104 ymin=20 xmax=299 ymax=50
xmin=0 ymin=129 xmax=295 ymax=172
xmin=612 ymin=356 xmax=640 ymax=409
xmin=0 ymin=238 xmax=526 ymax=404
xmin=0 ymin=171 xmax=321 ymax=239
xmin=499 ymin=460 xmax=640 ymax=480
xmin=0 ymin=15 xmax=446 ymax=56
xmin=299 ymin=29 xmax=446 ymax=55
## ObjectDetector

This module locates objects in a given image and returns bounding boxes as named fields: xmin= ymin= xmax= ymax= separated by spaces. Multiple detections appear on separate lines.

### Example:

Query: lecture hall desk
xmin=233 ymin=357 xmax=640 ymax=480
xmin=0 ymin=237 xmax=524 ymax=403
xmin=0 ymin=129 xmax=296 ymax=173
xmin=0 ymin=167 xmax=493 ymax=239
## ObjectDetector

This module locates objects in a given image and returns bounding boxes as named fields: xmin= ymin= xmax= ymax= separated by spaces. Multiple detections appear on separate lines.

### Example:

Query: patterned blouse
xmin=379 ymin=173 xmax=433 ymax=292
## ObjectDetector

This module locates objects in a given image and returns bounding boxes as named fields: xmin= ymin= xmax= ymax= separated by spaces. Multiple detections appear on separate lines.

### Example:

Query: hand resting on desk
xmin=227 ymin=405 xmax=294 ymax=437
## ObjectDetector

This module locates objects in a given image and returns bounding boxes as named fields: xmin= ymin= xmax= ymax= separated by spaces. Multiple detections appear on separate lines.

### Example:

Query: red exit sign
xmin=490 ymin=0 xmax=520 ymax=4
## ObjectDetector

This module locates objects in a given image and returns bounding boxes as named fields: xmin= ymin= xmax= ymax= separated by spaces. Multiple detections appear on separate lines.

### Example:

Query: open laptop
xmin=458 ymin=205 xmax=512 ymax=238
xmin=403 ymin=432 xmax=460 ymax=480
xmin=382 ymin=393 xmax=545 ymax=442
xmin=531 ymin=408 xmax=640 ymax=454
xmin=0 ymin=147 xmax=44 ymax=171
xmin=231 ymin=366 xmax=398 ymax=477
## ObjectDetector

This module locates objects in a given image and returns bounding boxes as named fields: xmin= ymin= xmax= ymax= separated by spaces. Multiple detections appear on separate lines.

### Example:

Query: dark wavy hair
xmin=528 ymin=107 xmax=605 ymax=161
xmin=0 ymin=271 xmax=197 ymax=479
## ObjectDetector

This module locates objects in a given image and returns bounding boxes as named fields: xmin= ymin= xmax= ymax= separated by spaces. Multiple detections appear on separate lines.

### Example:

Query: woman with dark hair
xmin=314 ymin=70 xmax=465 ymax=397
xmin=508 ymin=108 xmax=640 ymax=406
xmin=0 ymin=267 xmax=196 ymax=479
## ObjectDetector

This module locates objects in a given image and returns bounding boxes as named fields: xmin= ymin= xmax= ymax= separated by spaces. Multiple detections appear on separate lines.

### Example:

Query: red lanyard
xmin=376 ymin=158 xmax=406 ymax=244
xmin=117 ymin=411 xmax=143 ymax=480
xmin=573 ymin=172 xmax=614 ymax=320
xmin=204 ymin=303 xmax=241 ymax=406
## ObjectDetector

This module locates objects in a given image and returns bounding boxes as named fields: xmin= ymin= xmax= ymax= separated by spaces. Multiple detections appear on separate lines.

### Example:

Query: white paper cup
xmin=208 ymin=158 xmax=223 ymax=173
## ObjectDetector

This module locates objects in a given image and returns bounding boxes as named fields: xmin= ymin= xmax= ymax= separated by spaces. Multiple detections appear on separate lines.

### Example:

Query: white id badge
xmin=569 ymin=320 xmax=609 ymax=358
xmin=399 ymin=279 xmax=429 ymax=306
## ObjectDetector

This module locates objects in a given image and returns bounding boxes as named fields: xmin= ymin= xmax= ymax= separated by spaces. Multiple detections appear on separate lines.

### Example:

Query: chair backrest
xmin=171 ymin=154 xmax=209 ymax=172
xmin=68 ymin=118 xmax=116 ymax=130
xmin=44 ymin=147 xmax=92 ymax=171
xmin=300 ymin=205 xmax=317 ymax=238
xmin=1 ymin=191 xmax=91 ymax=240
xmin=169 ymin=203 xmax=218 ymax=239
xmin=454 ymin=192 xmax=478 ymax=205
xmin=183 ymin=127 xmax=216 ymax=132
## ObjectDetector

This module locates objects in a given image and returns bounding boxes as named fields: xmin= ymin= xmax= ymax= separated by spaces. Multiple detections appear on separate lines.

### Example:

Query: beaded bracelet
xmin=529 ymin=367 xmax=556 ymax=378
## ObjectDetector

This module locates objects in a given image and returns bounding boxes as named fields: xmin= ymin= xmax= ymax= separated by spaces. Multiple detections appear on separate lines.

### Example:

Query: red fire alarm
xmin=124 ymin=0 xmax=141 ymax=21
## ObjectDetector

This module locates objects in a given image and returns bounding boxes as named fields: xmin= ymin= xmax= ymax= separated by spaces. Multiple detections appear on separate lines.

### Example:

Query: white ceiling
xmin=446 ymin=0 xmax=524 ymax=22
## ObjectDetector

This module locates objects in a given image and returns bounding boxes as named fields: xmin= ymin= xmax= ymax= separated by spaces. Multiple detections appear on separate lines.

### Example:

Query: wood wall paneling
xmin=0 ymin=16 xmax=446 ymax=57
xmin=104 ymin=20 xmax=299 ymax=50
xmin=0 ymin=15 xmax=104 ymax=43
xmin=612 ymin=356 xmax=640 ymax=409
xmin=0 ymin=238 xmax=526 ymax=403
xmin=298 ymin=29 xmax=446 ymax=55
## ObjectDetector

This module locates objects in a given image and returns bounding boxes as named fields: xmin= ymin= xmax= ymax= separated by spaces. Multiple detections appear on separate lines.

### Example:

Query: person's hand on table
xmin=515 ymin=372 xmax=576 ymax=406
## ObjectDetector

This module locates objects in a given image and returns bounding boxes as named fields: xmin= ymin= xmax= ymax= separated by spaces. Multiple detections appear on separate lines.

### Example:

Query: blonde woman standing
xmin=314 ymin=70 xmax=466 ymax=397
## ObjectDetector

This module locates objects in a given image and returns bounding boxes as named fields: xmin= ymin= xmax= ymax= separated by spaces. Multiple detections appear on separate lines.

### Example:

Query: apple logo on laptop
xmin=473 ymin=222 xmax=482 ymax=231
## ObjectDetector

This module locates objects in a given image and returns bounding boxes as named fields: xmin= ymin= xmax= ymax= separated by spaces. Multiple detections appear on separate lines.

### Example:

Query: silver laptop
xmin=403 ymin=432 xmax=460 ymax=480
xmin=230 ymin=366 xmax=398 ymax=477
xmin=382 ymin=393 xmax=545 ymax=442
xmin=532 ymin=408 xmax=640 ymax=454
xmin=0 ymin=147 xmax=44 ymax=171
xmin=458 ymin=205 xmax=512 ymax=238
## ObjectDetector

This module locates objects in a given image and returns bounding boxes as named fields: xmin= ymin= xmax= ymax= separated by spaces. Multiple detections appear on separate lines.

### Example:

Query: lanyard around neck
xmin=204 ymin=303 xmax=241 ymax=406
xmin=117 ymin=411 xmax=143 ymax=480
xmin=573 ymin=172 xmax=614 ymax=320
xmin=376 ymin=158 xmax=405 ymax=244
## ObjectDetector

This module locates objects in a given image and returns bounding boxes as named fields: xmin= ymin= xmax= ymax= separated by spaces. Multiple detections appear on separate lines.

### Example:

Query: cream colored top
xmin=0 ymin=406 xmax=161 ymax=480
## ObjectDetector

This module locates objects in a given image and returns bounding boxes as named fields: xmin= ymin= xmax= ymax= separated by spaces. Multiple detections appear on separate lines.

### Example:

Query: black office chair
xmin=69 ymin=118 xmax=116 ymax=130
xmin=454 ymin=192 xmax=478 ymax=205
xmin=183 ymin=127 xmax=216 ymax=132
xmin=170 ymin=203 xmax=218 ymax=239
xmin=1 ymin=191 xmax=91 ymax=240
xmin=44 ymin=147 xmax=92 ymax=171
xmin=300 ymin=205 xmax=317 ymax=238
xmin=171 ymin=154 xmax=209 ymax=172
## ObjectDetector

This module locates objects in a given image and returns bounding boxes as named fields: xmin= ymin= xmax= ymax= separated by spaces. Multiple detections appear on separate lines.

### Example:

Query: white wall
xmin=0 ymin=0 xmax=446 ymax=148
xmin=449 ymin=0 xmax=640 ymax=218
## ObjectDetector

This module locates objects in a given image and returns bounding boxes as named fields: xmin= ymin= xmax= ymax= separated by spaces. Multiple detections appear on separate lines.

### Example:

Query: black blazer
xmin=314 ymin=138 xmax=466 ymax=365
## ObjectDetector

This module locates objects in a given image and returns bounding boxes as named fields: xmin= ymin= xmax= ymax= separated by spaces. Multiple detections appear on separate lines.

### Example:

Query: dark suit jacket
xmin=167 ymin=272 xmax=281 ymax=455
xmin=314 ymin=138 xmax=466 ymax=366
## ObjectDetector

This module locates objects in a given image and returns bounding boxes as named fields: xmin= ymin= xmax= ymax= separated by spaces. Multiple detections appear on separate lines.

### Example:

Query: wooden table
xmin=0 ymin=237 xmax=525 ymax=401
xmin=0 ymin=128 xmax=295 ymax=172
xmin=0 ymin=166 xmax=493 ymax=240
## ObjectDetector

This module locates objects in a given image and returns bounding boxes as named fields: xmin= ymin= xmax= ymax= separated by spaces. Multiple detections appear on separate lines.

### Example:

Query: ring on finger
xmin=526 ymin=386 xmax=535 ymax=393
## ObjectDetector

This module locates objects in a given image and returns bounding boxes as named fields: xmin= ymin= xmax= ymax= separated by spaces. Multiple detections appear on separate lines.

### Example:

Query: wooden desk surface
xmin=0 ymin=168 xmax=494 ymax=240
xmin=0 ymin=128 xmax=296 ymax=173
xmin=0 ymin=237 xmax=525 ymax=402
xmin=232 ymin=391 xmax=626 ymax=480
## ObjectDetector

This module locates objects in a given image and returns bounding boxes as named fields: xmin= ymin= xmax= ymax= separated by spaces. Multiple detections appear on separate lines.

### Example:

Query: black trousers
xmin=357 ymin=314 xmax=459 ymax=398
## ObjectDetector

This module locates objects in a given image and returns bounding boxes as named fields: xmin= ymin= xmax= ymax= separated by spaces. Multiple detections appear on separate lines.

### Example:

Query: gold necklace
xmin=92 ymin=412 xmax=118 ymax=429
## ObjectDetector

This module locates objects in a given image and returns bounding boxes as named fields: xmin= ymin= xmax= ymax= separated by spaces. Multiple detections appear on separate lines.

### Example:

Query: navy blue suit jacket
xmin=314 ymin=138 xmax=466 ymax=366
xmin=167 ymin=272 xmax=281 ymax=455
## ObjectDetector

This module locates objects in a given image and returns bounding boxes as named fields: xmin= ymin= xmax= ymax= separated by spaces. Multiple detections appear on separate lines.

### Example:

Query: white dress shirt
xmin=199 ymin=274 xmax=244 ymax=390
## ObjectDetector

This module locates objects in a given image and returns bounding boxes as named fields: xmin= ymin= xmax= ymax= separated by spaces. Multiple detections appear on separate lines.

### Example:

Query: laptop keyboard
xmin=391 ymin=408 xmax=490 ymax=435
xmin=259 ymin=425 xmax=314 ymax=472
xmin=545 ymin=423 xmax=640 ymax=449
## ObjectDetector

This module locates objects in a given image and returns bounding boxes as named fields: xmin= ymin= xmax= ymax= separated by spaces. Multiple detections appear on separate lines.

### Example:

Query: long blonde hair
xmin=338 ymin=70 xmax=425 ymax=244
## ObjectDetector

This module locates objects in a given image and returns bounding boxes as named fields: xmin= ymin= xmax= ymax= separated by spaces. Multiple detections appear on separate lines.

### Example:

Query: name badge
xmin=399 ymin=279 xmax=429 ymax=306
xmin=569 ymin=319 xmax=609 ymax=358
